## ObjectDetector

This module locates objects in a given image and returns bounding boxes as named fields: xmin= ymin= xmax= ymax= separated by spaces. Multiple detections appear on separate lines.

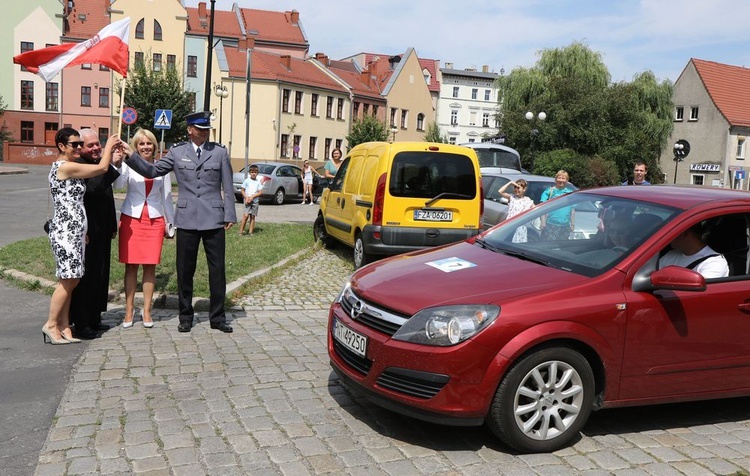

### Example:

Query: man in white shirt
xmin=658 ymin=224 xmax=729 ymax=278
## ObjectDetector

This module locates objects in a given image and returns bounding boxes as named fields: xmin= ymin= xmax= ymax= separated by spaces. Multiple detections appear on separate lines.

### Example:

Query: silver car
xmin=481 ymin=171 xmax=599 ymax=239
xmin=233 ymin=161 xmax=330 ymax=204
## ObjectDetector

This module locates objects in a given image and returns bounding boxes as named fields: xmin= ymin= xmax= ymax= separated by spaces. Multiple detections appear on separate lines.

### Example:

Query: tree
xmin=119 ymin=55 xmax=193 ymax=145
xmin=423 ymin=121 xmax=446 ymax=143
xmin=346 ymin=115 xmax=389 ymax=149
xmin=497 ymin=41 xmax=673 ymax=186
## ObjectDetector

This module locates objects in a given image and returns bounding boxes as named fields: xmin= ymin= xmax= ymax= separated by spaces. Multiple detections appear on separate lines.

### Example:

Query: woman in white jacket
xmin=115 ymin=129 xmax=175 ymax=328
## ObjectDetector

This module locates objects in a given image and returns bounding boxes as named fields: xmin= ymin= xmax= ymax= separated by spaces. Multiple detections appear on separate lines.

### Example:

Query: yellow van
xmin=314 ymin=141 xmax=482 ymax=267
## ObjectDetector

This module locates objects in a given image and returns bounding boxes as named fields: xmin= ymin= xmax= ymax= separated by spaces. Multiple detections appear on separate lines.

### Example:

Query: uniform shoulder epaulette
xmin=212 ymin=142 xmax=226 ymax=149
xmin=171 ymin=141 xmax=187 ymax=147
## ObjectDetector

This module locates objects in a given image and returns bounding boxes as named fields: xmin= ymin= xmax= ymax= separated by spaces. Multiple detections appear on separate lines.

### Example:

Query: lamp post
xmin=672 ymin=139 xmax=690 ymax=184
xmin=214 ymin=84 xmax=229 ymax=144
xmin=390 ymin=126 xmax=398 ymax=143
xmin=525 ymin=111 xmax=546 ymax=169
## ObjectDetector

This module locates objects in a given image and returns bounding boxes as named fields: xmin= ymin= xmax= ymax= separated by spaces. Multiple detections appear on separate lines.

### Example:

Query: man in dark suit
xmin=71 ymin=129 xmax=121 ymax=339
xmin=122 ymin=111 xmax=237 ymax=333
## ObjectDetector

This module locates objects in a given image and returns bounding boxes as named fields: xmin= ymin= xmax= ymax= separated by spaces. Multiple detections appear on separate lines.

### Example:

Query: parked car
xmin=232 ymin=161 xmax=327 ymax=204
xmin=462 ymin=142 xmax=522 ymax=171
xmin=481 ymin=170 xmax=599 ymax=239
xmin=328 ymin=185 xmax=750 ymax=453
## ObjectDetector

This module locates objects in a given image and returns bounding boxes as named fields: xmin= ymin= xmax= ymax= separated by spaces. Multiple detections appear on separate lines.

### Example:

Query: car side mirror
xmin=649 ymin=266 xmax=706 ymax=292
xmin=500 ymin=197 xmax=509 ymax=205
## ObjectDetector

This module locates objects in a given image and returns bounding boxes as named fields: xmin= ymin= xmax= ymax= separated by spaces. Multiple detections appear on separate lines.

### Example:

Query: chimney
xmin=445 ymin=62 xmax=453 ymax=69
xmin=239 ymin=36 xmax=255 ymax=52
xmin=281 ymin=55 xmax=292 ymax=70
xmin=287 ymin=10 xmax=300 ymax=25
xmin=388 ymin=55 xmax=400 ymax=70
xmin=314 ymin=52 xmax=329 ymax=65
xmin=361 ymin=69 xmax=371 ymax=87
xmin=198 ymin=2 xmax=207 ymax=19
xmin=482 ymin=65 xmax=489 ymax=73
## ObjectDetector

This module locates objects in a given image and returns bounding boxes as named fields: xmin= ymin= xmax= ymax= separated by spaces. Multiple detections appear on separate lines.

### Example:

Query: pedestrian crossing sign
xmin=154 ymin=109 xmax=172 ymax=130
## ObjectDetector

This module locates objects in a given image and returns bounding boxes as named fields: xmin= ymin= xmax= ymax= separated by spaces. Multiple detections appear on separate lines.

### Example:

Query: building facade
xmin=437 ymin=64 xmax=500 ymax=145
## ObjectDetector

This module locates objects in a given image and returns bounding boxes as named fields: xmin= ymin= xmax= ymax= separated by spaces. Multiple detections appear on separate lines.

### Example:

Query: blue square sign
xmin=154 ymin=109 xmax=172 ymax=130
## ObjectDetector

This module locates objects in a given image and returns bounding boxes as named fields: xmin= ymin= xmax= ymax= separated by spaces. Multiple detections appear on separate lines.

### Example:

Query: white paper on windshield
xmin=426 ymin=257 xmax=477 ymax=273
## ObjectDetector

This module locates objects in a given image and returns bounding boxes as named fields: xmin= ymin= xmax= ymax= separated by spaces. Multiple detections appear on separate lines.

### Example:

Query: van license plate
xmin=334 ymin=319 xmax=367 ymax=357
xmin=414 ymin=210 xmax=453 ymax=221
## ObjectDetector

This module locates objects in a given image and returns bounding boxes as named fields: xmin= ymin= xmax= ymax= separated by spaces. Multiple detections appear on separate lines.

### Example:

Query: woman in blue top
xmin=540 ymin=170 xmax=574 ymax=240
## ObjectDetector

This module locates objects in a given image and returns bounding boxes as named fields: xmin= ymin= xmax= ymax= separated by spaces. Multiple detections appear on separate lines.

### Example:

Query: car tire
xmin=313 ymin=215 xmax=333 ymax=247
xmin=273 ymin=188 xmax=285 ymax=205
xmin=487 ymin=346 xmax=595 ymax=453
xmin=353 ymin=233 xmax=370 ymax=268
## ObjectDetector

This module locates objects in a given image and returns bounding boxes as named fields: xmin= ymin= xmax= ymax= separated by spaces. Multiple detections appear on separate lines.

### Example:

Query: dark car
xmin=328 ymin=185 xmax=750 ymax=453
xmin=232 ymin=161 xmax=328 ymax=204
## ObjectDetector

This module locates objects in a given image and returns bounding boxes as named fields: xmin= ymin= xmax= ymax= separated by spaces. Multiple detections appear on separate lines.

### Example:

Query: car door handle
xmin=738 ymin=303 xmax=750 ymax=312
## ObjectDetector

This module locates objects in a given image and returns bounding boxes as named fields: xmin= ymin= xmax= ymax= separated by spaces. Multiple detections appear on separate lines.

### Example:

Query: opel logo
xmin=350 ymin=299 xmax=365 ymax=320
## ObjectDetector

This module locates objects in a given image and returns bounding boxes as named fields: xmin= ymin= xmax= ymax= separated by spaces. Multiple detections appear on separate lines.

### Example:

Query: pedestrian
xmin=114 ymin=128 xmax=175 ymax=329
xmin=43 ymin=128 xmax=119 ymax=345
xmin=324 ymin=147 xmax=343 ymax=179
xmin=540 ymin=170 xmax=575 ymax=240
xmin=68 ymin=129 xmax=122 ymax=340
xmin=622 ymin=161 xmax=650 ymax=185
xmin=120 ymin=111 xmax=237 ymax=334
xmin=239 ymin=164 xmax=262 ymax=235
xmin=302 ymin=159 xmax=321 ymax=205
xmin=497 ymin=178 xmax=534 ymax=242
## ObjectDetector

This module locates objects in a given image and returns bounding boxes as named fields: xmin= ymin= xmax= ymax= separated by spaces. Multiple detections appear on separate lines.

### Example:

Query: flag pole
xmin=117 ymin=76 xmax=127 ymax=138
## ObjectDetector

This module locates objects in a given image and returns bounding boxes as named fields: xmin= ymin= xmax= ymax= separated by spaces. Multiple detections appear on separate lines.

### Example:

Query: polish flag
xmin=13 ymin=17 xmax=130 ymax=82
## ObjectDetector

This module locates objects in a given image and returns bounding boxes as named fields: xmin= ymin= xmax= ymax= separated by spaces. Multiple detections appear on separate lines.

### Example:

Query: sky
xmin=185 ymin=0 xmax=750 ymax=83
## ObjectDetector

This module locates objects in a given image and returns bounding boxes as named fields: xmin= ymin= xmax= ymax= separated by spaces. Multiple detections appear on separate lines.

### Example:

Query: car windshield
xmin=253 ymin=164 xmax=277 ymax=175
xmin=474 ymin=148 xmax=522 ymax=170
xmin=479 ymin=192 xmax=681 ymax=277
xmin=389 ymin=151 xmax=477 ymax=199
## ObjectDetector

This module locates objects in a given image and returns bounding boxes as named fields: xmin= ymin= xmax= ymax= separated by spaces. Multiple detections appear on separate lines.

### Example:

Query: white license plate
xmin=333 ymin=319 xmax=367 ymax=357
xmin=414 ymin=209 xmax=453 ymax=221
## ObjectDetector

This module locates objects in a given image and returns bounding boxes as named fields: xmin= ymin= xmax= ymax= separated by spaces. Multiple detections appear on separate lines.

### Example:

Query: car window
xmin=329 ymin=158 xmax=349 ymax=191
xmin=474 ymin=148 xmax=522 ymax=170
xmin=253 ymin=164 xmax=276 ymax=175
xmin=389 ymin=151 xmax=477 ymax=199
xmin=486 ymin=177 xmax=510 ymax=201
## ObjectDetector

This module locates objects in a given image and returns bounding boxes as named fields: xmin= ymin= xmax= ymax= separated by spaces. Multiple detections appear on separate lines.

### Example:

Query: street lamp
xmin=214 ymin=83 xmax=229 ymax=144
xmin=525 ymin=111 xmax=546 ymax=168
xmin=390 ymin=126 xmax=398 ymax=143
xmin=672 ymin=139 xmax=690 ymax=184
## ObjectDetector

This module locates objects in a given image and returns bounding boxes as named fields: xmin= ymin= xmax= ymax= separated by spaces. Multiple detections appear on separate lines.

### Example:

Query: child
xmin=498 ymin=179 xmax=534 ymax=242
xmin=239 ymin=165 xmax=262 ymax=235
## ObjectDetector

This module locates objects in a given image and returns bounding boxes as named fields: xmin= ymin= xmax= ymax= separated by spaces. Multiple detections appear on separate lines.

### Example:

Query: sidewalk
xmin=0 ymin=165 xmax=30 ymax=175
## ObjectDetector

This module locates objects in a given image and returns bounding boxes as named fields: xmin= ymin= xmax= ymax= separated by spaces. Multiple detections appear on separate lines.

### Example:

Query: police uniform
xmin=124 ymin=111 xmax=237 ymax=332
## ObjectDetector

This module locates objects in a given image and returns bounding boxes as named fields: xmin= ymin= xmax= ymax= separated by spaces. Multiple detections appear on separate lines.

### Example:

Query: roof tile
xmin=692 ymin=58 xmax=750 ymax=127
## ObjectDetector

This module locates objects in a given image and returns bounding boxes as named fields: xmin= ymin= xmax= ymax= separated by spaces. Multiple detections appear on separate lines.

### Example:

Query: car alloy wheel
xmin=273 ymin=188 xmax=285 ymax=205
xmin=487 ymin=346 xmax=595 ymax=453
xmin=353 ymin=233 xmax=369 ymax=268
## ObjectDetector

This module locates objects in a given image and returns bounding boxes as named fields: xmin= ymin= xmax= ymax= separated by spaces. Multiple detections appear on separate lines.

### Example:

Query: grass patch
xmin=0 ymin=223 xmax=313 ymax=299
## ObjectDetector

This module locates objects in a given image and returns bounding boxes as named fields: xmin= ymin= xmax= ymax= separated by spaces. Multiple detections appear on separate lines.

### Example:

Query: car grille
xmin=339 ymin=286 xmax=408 ymax=337
xmin=376 ymin=368 xmax=450 ymax=399
xmin=332 ymin=340 xmax=372 ymax=376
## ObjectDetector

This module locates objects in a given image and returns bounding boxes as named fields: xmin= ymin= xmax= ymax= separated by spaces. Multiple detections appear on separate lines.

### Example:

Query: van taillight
xmin=372 ymin=172 xmax=387 ymax=226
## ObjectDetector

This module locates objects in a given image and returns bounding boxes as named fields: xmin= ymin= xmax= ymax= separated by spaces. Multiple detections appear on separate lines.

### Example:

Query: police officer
xmin=121 ymin=111 xmax=237 ymax=333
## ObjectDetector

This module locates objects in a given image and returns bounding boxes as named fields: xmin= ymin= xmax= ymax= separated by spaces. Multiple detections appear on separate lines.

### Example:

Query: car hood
xmin=351 ymin=241 xmax=588 ymax=316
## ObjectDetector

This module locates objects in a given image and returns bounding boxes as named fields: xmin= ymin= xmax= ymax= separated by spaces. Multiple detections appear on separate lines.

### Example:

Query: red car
xmin=328 ymin=185 xmax=750 ymax=453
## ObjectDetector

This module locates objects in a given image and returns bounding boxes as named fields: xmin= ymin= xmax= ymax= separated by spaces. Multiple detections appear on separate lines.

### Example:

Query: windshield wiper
xmin=425 ymin=192 xmax=472 ymax=207
xmin=474 ymin=237 xmax=499 ymax=252
xmin=500 ymin=249 xmax=551 ymax=267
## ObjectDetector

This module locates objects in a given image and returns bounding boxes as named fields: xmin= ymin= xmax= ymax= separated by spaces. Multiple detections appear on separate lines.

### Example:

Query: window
xmin=167 ymin=55 xmax=176 ymax=71
xmin=98 ymin=128 xmax=109 ymax=144
xmin=372 ymin=105 xmax=378 ymax=116
xmin=337 ymin=98 xmax=344 ymax=120
xmin=471 ymin=88 xmax=478 ymax=100
xmin=153 ymin=53 xmax=162 ymax=72
xmin=469 ymin=111 xmax=476 ymax=126
xmin=390 ymin=108 xmax=397 ymax=127
xmin=452 ymin=86 xmax=459 ymax=98
xmin=45 ymin=82 xmax=58 ymax=111
xmin=21 ymin=81 xmax=33 ymax=109
xmin=311 ymin=93 xmax=319 ymax=117
xmin=99 ymin=87 xmax=109 ymax=107
xmin=280 ymin=134 xmax=289 ymax=157
xmin=45 ymin=122 xmax=57 ymax=143
xmin=738 ymin=137 xmax=746 ymax=159
xmin=389 ymin=151 xmax=478 ymax=199
xmin=449 ymin=136 xmax=456 ymax=144
xmin=135 ymin=18 xmax=144 ymax=39
xmin=81 ymin=63 xmax=91 ymax=70
xmin=295 ymin=91 xmax=303 ymax=114
xmin=335 ymin=139 xmax=342 ymax=150
xmin=363 ymin=103 xmax=370 ymax=117
xmin=417 ymin=113 xmax=425 ymax=131
xmin=485 ymin=89 xmax=491 ymax=101
xmin=187 ymin=56 xmax=197 ymax=77
xmin=450 ymin=110 xmax=458 ymax=125
xmin=482 ymin=112 xmax=490 ymax=127
xmin=282 ymin=89 xmax=291 ymax=113
xmin=81 ymin=86 xmax=91 ymax=106
xmin=100 ymin=64 xmax=110 ymax=72
xmin=20 ymin=42 xmax=33 ymax=71
xmin=309 ymin=136 xmax=317 ymax=159
xmin=400 ymin=109 xmax=408 ymax=128
xmin=134 ymin=52 xmax=144 ymax=68
xmin=675 ymin=106 xmax=684 ymax=121
xmin=21 ymin=121 xmax=34 ymax=143
xmin=353 ymin=102 xmax=360 ymax=119
xmin=324 ymin=138 xmax=332 ymax=160
xmin=293 ymin=135 xmax=301 ymax=158
xmin=692 ymin=174 xmax=704 ymax=186
xmin=153 ymin=20 xmax=162 ymax=41
xmin=690 ymin=107 xmax=699 ymax=121
xmin=326 ymin=97 xmax=333 ymax=119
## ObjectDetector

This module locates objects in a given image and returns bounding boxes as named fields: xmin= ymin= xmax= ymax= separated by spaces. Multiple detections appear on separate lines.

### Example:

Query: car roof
xmin=250 ymin=161 xmax=300 ymax=168
xmin=461 ymin=142 xmax=520 ymax=155
xmin=578 ymin=184 xmax=750 ymax=210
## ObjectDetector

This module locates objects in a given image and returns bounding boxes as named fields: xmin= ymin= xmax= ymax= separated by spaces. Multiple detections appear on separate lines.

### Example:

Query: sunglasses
xmin=67 ymin=141 xmax=84 ymax=148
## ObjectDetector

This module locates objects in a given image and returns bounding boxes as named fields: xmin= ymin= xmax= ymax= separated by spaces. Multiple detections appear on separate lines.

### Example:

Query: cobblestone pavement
xmin=34 ymin=248 xmax=750 ymax=475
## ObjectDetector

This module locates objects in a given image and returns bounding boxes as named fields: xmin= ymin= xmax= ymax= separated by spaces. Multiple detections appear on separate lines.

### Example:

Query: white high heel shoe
xmin=142 ymin=310 xmax=154 ymax=328
xmin=122 ymin=314 xmax=133 ymax=328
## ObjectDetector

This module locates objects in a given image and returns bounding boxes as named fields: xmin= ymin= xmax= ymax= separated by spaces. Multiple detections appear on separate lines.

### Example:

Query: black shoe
xmin=210 ymin=322 xmax=233 ymax=333
xmin=73 ymin=326 xmax=99 ymax=339
xmin=97 ymin=323 xmax=110 ymax=331
xmin=177 ymin=322 xmax=192 ymax=333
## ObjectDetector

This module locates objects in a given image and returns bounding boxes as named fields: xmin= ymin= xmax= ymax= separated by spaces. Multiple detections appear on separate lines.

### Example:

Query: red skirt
xmin=119 ymin=205 xmax=166 ymax=265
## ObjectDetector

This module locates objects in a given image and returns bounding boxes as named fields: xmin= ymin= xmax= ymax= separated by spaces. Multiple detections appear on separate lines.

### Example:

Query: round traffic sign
xmin=122 ymin=107 xmax=138 ymax=125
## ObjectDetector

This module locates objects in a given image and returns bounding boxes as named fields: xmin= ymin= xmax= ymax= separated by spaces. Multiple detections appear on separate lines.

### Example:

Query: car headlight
xmin=392 ymin=305 xmax=500 ymax=346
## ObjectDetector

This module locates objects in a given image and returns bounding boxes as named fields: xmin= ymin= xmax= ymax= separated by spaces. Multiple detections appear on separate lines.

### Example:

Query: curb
xmin=0 ymin=166 xmax=29 ymax=175
xmin=1 ymin=246 xmax=313 ymax=311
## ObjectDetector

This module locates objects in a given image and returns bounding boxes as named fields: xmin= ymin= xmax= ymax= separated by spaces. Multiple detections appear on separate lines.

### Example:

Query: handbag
xmin=43 ymin=190 xmax=51 ymax=234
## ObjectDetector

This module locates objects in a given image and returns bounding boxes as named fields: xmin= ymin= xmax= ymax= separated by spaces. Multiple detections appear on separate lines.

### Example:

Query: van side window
xmin=329 ymin=158 xmax=349 ymax=191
